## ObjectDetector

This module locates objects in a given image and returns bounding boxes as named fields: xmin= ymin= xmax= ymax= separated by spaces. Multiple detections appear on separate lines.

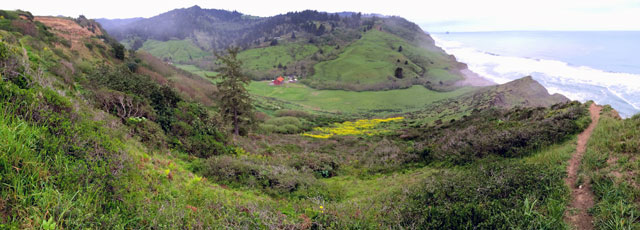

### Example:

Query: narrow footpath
xmin=564 ymin=103 xmax=602 ymax=230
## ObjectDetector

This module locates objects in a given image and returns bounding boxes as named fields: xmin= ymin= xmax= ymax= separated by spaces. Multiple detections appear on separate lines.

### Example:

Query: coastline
xmin=456 ymin=69 xmax=496 ymax=87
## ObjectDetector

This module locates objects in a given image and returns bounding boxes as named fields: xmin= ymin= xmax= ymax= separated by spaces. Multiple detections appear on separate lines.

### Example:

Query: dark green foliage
xmin=213 ymin=47 xmax=254 ymax=135
xmin=0 ymin=41 xmax=9 ymax=61
xmin=169 ymin=102 xmax=227 ymax=157
xmin=415 ymin=102 xmax=588 ymax=164
xmin=113 ymin=42 xmax=125 ymax=60
xmin=0 ymin=10 xmax=20 ymax=20
xmin=87 ymin=64 xmax=226 ymax=157
xmin=127 ymin=117 xmax=167 ymax=149
xmin=395 ymin=67 xmax=403 ymax=79
xmin=400 ymin=160 xmax=568 ymax=229
xmin=88 ymin=64 xmax=179 ymax=121
xmin=203 ymin=155 xmax=325 ymax=196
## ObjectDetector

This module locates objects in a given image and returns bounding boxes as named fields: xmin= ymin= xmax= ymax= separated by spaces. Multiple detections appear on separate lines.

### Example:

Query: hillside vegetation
xmin=581 ymin=107 xmax=640 ymax=229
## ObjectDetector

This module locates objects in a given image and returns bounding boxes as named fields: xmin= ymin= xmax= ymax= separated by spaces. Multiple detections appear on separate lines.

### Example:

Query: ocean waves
xmin=433 ymin=35 xmax=640 ymax=117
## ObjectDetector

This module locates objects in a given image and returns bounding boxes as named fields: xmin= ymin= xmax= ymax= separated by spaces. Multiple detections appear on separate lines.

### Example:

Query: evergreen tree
xmin=316 ymin=24 xmax=326 ymax=36
xmin=395 ymin=67 xmax=404 ymax=79
xmin=113 ymin=43 xmax=125 ymax=60
xmin=212 ymin=47 xmax=254 ymax=136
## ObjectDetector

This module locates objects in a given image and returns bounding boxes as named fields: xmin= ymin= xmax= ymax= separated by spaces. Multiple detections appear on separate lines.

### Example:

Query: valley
xmin=1 ymin=5 xmax=638 ymax=230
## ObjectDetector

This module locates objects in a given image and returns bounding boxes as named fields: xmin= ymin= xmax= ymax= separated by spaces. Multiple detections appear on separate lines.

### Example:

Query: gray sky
xmin=4 ymin=0 xmax=640 ymax=32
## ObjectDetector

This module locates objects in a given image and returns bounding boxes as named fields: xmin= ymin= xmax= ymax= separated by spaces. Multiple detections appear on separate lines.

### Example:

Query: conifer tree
xmin=212 ymin=47 xmax=254 ymax=136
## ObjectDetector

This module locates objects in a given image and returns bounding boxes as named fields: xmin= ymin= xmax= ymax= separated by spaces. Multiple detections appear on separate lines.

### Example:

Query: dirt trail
xmin=564 ymin=103 xmax=601 ymax=230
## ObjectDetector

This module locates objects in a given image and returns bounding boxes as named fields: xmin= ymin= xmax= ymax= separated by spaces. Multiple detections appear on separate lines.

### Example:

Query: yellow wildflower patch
xmin=302 ymin=117 xmax=403 ymax=139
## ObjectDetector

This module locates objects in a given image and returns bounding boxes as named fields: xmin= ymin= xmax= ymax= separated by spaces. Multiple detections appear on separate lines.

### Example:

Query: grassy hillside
xmin=309 ymin=30 xmax=461 ymax=91
xmin=136 ymin=39 xmax=211 ymax=63
xmin=239 ymin=43 xmax=318 ymax=71
xmin=248 ymin=81 xmax=475 ymax=115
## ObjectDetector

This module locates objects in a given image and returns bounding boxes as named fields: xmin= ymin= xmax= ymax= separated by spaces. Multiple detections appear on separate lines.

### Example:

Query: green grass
xmin=175 ymin=64 xmax=218 ymax=78
xmin=238 ymin=42 xmax=318 ymax=72
xmin=140 ymin=39 xmax=211 ymax=63
xmin=312 ymin=30 xmax=460 ymax=86
xmin=248 ymin=81 xmax=476 ymax=114
xmin=582 ymin=109 xmax=640 ymax=230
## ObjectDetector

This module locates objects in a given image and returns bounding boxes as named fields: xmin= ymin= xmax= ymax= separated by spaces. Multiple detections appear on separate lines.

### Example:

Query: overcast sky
xmin=4 ymin=0 xmax=640 ymax=32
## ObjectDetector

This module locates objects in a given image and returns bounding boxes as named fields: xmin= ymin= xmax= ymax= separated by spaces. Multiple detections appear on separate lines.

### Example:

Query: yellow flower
xmin=302 ymin=117 xmax=404 ymax=138
xmin=319 ymin=206 xmax=324 ymax=209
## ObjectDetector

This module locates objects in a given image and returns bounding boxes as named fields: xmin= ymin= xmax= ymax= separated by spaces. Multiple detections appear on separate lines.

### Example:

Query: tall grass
xmin=583 ymin=109 xmax=640 ymax=229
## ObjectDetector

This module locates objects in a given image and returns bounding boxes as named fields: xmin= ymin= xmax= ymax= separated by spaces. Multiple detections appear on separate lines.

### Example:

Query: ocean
xmin=431 ymin=31 xmax=640 ymax=117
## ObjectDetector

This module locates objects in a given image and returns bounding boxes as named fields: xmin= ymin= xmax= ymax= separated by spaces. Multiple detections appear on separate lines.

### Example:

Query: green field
xmin=238 ymin=42 xmax=319 ymax=72
xmin=175 ymin=64 xmax=218 ymax=78
xmin=312 ymin=30 xmax=460 ymax=85
xmin=248 ymin=81 xmax=475 ymax=113
xmin=140 ymin=39 xmax=211 ymax=63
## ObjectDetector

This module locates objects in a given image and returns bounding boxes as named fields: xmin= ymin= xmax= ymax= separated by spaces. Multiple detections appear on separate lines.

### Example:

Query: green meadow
xmin=248 ymin=81 xmax=475 ymax=113
xmin=175 ymin=64 xmax=218 ymax=78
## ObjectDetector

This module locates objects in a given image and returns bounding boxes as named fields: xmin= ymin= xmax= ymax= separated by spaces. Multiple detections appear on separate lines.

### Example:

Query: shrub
xmin=288 ymin=152 xmax=338 ymax=178
xmin=168 ymin=102 xmax=227 ymax=157
xmin=94 ymin=88 xmax=155 ymax=120
xmin=128 ymin=117 xmax=167 ymax=149
xmin=276 ymin=109 xmax=311 ymax=118
xmin=261 ymin=116 xmax=307 ymax=134
xmin=203 ymin=155 xmax=320 ymax=195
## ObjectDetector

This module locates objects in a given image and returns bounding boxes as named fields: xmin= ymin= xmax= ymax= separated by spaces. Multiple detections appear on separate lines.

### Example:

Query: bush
xmin=168 ymin=102 xmax=227 ymax=157
xmin=260 ymin=116 xmax=307 ymax=134
xmin=288 ymin=152 xmax=338 ymax=178
xmin=128 ymin=117 xmax=167 ymax=149
xmin=203 ymin=155 xmax=320 ymax=195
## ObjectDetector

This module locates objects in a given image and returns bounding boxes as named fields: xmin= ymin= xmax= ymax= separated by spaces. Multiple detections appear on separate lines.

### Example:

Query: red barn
xmin=273 ymin=76 xmax=284 ymax=85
